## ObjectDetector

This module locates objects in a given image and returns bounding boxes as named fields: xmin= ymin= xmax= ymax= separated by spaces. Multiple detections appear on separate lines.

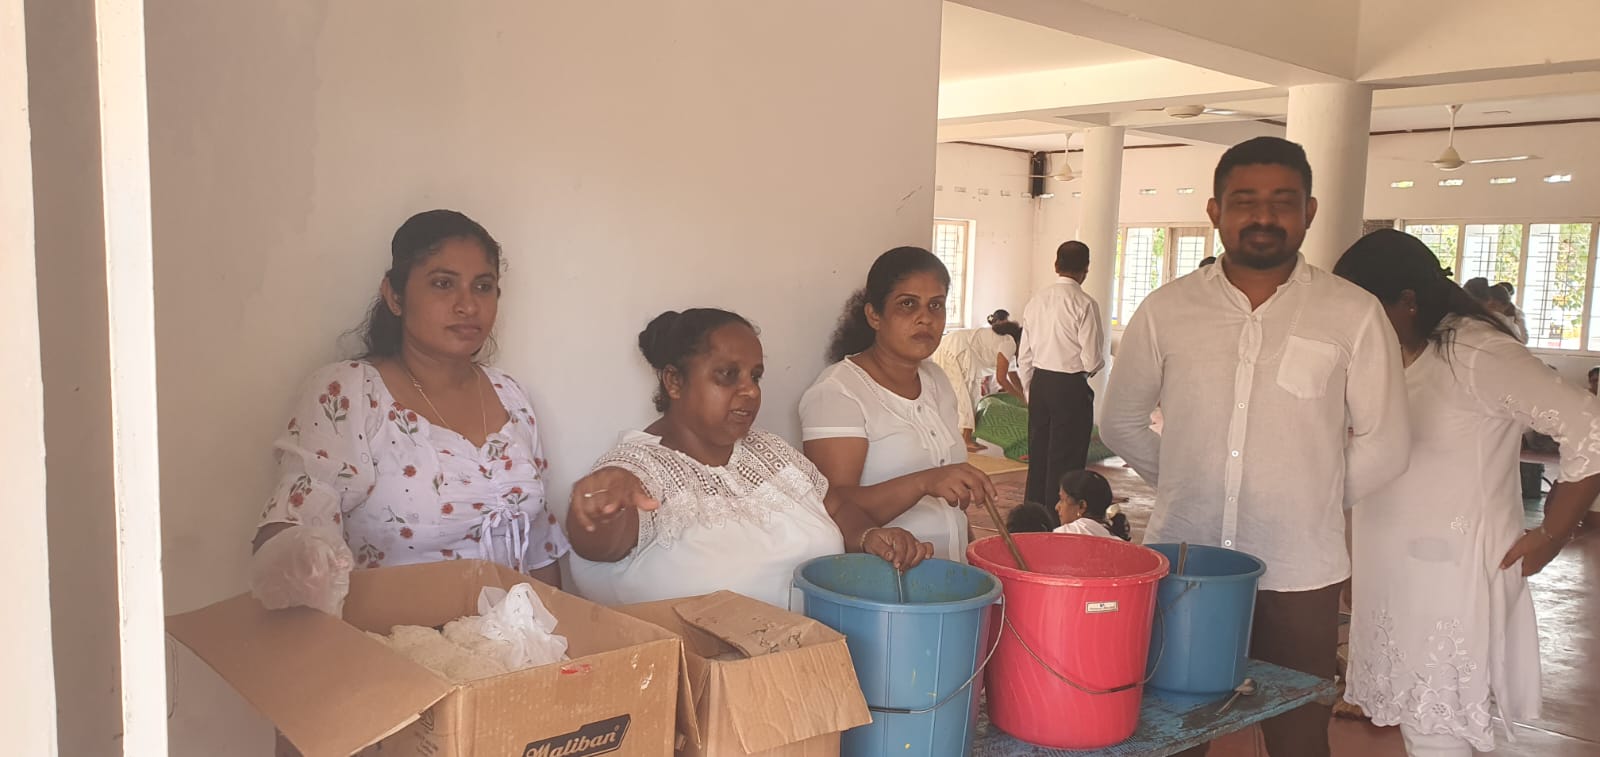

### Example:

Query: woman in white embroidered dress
xmin=249 ymin=211 xmax=569 ymax=615
xmin=801 ymin=247 xmax=997 ymax=563
xmin=564 ymin=309 xmax=932 ymax=609
xmin=1334 ymin=230 xmax=1600 ymax=756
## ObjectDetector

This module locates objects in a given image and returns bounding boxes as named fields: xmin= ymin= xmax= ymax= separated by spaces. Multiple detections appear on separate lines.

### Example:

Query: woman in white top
xmin=801 ymin=247 xmax=998 ymax=563
xmin=565 ymin=309 xmax=932 ymax=609
xmin=250 ymin=211 xmax=569 ymax=615
xmin=1334 ymin=230 xmax=1600 ymax=756
xmin=930 ymin=311 xmax=1025 ymax=452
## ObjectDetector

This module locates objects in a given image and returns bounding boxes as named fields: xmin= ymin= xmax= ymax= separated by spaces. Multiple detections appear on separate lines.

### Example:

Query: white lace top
xmin=564 ymin=429 xmax=845 ymax=609
xmin=1345 ymin=318 xmax=1600 ymax=750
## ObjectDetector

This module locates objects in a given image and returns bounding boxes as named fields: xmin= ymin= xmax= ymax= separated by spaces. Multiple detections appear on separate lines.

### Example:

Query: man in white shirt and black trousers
xmin=1102 ymin=137 xmax=1411 ymax=757
xmin=1016 ymin=241 xmax=1106 ymax=506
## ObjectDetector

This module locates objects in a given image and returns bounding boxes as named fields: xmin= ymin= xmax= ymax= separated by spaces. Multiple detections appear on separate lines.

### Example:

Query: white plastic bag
xmin=442 ymin=583 xmax=568 ymax=670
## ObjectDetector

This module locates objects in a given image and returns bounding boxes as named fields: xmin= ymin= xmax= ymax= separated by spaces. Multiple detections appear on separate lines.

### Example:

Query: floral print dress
xmin=258 ymin=361 xmax=570 ymax=572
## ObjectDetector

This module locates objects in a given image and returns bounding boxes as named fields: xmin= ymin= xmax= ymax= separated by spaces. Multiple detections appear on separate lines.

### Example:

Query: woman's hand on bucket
xmin=918 ymin=463 xmax=997 ymax=510
xmin=862 ymin=527 xmax=935 ymax=572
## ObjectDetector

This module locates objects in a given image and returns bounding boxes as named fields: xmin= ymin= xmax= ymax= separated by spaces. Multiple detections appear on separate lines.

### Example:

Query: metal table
xmin=972 ymin=660 xmax=1335 ymax=757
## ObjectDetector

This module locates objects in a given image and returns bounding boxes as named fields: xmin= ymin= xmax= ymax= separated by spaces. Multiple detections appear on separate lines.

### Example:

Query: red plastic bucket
xmin=968 ymin=533 xmax=1169 ymax=749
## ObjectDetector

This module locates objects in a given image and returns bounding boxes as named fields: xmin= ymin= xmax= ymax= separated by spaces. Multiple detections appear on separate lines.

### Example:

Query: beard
xmin=1225 ymin=225 xmax=1299 ymax=270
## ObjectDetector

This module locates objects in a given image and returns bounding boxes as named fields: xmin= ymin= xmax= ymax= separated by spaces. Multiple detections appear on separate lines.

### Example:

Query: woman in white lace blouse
xmin=1335 ymin=230 xmax=1600 ymax=756
xmin=564 ymin=309 xmax=932 ymax=609
xmin=249 ymin=211 xmax=569 ymax=615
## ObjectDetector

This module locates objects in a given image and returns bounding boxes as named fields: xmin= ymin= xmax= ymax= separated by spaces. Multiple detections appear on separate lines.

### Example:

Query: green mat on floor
xmin=974 ymin=393 xmax=1115 ymax=464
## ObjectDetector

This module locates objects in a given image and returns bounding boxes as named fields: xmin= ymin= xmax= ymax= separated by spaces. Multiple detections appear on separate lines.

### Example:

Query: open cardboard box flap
xmin=166 ymin=593 xmax=453 ymax=757
xmin=167 ymin=560 xmax=632 ymax=757
xmin=620 ymin=591 xmax=869 ymax=755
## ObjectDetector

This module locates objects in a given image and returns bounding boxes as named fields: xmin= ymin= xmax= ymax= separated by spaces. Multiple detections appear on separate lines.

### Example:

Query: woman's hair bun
xmin=638 ymin=310 xmax=683 ymax=369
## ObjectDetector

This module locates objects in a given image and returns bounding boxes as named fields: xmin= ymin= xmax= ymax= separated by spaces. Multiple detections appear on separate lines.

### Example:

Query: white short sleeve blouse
xmin=799 ymin=358 xmax=970 ymax=562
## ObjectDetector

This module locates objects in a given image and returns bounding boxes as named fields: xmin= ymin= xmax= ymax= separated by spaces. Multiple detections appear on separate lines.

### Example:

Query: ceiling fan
xmin=1028 ymin=154 xmax=1077 ymax=183
xmin=1427 ymin=104 xmax=1538 ymax=170
xmin=1137 ymin=104 xmax=1273 ymax=120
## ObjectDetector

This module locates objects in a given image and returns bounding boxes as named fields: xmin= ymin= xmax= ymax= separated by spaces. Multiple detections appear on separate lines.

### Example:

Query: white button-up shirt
xmin=1017 ymin=276 xmax=1107 ymax=390
xmin=1101 ymin=256 xmax=1410 ymax=591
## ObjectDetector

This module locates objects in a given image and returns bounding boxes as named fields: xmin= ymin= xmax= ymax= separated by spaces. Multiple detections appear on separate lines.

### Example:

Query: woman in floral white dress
xmin=250 ymin=210 xmax=569 ymax=615
xmin=1334 ymin=230 xmax=1600 ymax=756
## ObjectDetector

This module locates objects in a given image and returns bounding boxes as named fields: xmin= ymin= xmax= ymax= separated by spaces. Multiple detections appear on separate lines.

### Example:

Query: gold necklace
xmin=403 ymin=362 xmax=489 ymax=441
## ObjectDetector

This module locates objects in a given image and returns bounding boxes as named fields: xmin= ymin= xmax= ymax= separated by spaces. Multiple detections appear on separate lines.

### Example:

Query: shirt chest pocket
xmin=1275 ymin=335 xmax=1340 ymax=400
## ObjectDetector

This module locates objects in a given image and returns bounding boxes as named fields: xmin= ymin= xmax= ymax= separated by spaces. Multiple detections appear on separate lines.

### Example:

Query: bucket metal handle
xmin=1001 ymin=580 xmax=1196 ymax=696
xmin=867 ymin=599 xmax=1006 ymax=716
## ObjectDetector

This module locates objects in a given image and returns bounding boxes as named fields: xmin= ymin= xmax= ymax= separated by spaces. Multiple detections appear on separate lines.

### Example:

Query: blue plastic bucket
xmin=1144 ymin=544 xmax=1266 ymax=695
xmin=794 ymin=555 xmax=1001 ymax=757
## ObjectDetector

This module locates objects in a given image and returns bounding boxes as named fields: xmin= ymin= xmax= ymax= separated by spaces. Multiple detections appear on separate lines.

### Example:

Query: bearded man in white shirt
xmin=1016 ymin=241 xmax=1106 ymax=505
xmin=1101 ymin=137 xmax=1411 ymax=757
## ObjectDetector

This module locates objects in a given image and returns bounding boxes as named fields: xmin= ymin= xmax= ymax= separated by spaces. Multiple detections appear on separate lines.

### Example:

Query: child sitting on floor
xmin=1004 ymin=500 xmax=1059 ymax=534
xmin=1053 ymin=470 xmax=1130 ymax=541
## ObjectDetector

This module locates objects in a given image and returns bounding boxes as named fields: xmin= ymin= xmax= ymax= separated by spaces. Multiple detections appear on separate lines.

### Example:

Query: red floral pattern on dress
xmin=259 ymin=361 xmax=569 ymax=575
xmin=320 ymin=381 xmax=349 ymax=430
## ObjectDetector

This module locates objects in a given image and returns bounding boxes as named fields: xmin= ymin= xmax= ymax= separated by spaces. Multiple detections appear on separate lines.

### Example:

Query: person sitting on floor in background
xmin=1494 ymin=282 xmax=1529 ymax=342
xmin=1486 ymin=284 xmax=1529 ymax=343
xmin=1004 ymin=500 xmax=1059 ymax=534
xmin=564 ymin=308 xmax=932 ymax=610
xmin=930 ymin=308 xmax=1026 ymax=453
xmin=249 ymin=210 xmax=569 ymax=617
xmin=1052 ymin=470 xmax=1131 ymax=540
xmin=1198 ymin=255 xmax=1218 ymax=268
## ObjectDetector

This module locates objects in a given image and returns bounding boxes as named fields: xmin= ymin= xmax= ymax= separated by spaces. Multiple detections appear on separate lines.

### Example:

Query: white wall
xmin=1107 ymin=124 xmax=1600 ymax=226
xmin=933 ymin=143 xmax=1038 ymax=324
xmin=107 ymin=2 xmax=942 ymax=754
xmin=25 ymin=1 xmax=943 ymax=753
xmin=1366 ymin=122 xmax=1600 ymax=221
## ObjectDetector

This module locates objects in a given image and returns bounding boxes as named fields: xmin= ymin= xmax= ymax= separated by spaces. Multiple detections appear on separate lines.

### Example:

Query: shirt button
xmin=1228 ymin=496 xmax=1237 ymax=503
xmin=1223 ymin=540 xmax=1234 ymax=548
xmin=1231 ymin=450 xmax=1240 ymax=458
xmin=1237 ymin=402 xmax=1246 ymax=409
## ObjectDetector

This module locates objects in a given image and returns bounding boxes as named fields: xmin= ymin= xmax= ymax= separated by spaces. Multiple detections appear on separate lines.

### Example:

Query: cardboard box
xmin=167 ymin=560 xmax=680 ymax=757
xmin=618 ymin=592 xmax=870 ymax=757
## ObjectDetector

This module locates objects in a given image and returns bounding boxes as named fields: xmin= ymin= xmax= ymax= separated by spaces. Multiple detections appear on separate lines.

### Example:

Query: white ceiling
xmin=939 ymin=2 xmax=1148 ymax=82
xmin=1370 ymin=93 xmax=1600 ymax=132
xmin=937 ymin=1 xmax=1600 ymax=152
xmin=951 ymin=93 xmax=1600 ymax=152
xmin=966 ymin=132 xmax=1180 ymax=152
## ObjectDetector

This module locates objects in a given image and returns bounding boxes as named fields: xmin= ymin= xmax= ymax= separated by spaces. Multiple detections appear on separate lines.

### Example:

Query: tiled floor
xmin=969 ymin=457 xmax=1600 ymax=756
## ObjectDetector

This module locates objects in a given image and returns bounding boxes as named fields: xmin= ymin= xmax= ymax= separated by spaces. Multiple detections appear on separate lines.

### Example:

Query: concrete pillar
xmin=1285 ymin=83 xmax=1372 ymax=270
xmin=1 ymin=0 xmax=62 ymax=753
xmin=1078 ymin=126 xmax=1124 ymax=334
